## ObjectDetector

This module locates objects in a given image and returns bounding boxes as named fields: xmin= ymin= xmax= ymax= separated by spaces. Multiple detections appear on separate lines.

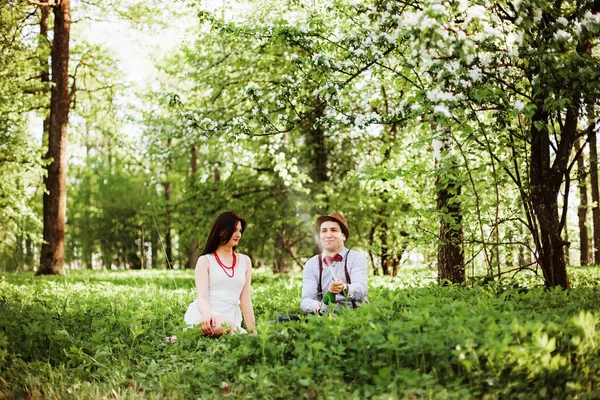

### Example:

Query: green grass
xmin=1 ymin=266 xmax=599 ymax=399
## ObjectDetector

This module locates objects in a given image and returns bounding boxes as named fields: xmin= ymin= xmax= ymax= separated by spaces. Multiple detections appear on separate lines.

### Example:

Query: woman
xmin=184 ymin=211 xmax=255 ymax=336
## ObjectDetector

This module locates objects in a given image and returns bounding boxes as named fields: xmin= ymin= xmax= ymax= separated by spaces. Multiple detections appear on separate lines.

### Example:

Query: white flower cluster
xmin=554 ymin=29 xmax=571 ymax=42
xmin=427 ymin=87 xmax=456 ymax=102
xmin=583 ymin=11 xmax=600 ymax=28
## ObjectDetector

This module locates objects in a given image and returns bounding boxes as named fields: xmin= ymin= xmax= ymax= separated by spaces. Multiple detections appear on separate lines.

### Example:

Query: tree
xmin=575 ymin=138 xmax=590 ymax=266
xmin=33 ymin=0 xmax=71 ymax=275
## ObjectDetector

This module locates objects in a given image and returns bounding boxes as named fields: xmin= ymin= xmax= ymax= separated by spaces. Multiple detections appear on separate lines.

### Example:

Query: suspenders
xmin=317 ymin=251 xmax=357 ymax=308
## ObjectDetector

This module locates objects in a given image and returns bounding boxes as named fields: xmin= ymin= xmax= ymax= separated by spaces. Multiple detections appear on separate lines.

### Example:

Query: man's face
xmin=320 ymin=220 xmax=345 ymax=253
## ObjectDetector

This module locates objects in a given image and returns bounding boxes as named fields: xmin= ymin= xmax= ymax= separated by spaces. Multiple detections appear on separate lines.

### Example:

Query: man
xmin=300 ymin=212 xmax=368 ymax=314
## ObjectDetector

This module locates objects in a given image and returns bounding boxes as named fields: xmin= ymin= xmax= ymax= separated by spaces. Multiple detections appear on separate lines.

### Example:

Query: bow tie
xmin=323 ymin=253 xmax=343 ymax=266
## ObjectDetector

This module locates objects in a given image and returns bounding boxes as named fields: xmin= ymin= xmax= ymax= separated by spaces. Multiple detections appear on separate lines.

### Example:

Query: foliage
xmin=1 ymin=267 xmax=600 ymax=398
xmin=0 ymin=3 xmax=46 ymax=270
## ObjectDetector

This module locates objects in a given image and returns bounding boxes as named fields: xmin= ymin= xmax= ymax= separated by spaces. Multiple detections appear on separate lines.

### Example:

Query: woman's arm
xmin=194 ymin=255 xmax=215 ymax=335
xmin=239 ymin=255 xmax=255 ymax=331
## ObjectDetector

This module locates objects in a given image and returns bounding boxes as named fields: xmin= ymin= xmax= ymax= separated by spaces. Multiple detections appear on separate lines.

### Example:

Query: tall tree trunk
xmin=39 ymin=6 xmax=50 ymax=144
xmin=273 ymin=223 xmax=292 ymax=274
xmin=25 ymin=237 xmax=34 ymax=268
xmin=575 ymin=138 xmax=590 ymax=266
xmin=381 ymin=231 xmax=390 ymax=275
xmin=437 ymin=180 xmax=465 ymax=283
xmin=151 ymin=224 xmax=158 ymax=269
xmin=529 ymin=105 xmax=575 ymax=288
xmin=38 ymin=0 xmax=71 ymax=276
xmin=188 ymin=146 xmax=199 ymax=269
xmin=434 ymin=135 xmax=465 ymax=284
xmin=164 ymin=139 xmax=173 ymax=268
xmin=368 ymin=225 xmax=378 ymax=275
xmin=589 ymin=112 xmax=600 ymax=265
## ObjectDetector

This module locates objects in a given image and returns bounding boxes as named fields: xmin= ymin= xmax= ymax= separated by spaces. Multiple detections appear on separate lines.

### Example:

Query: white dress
xmin=184 ymin=253 xmax=247 ymax=328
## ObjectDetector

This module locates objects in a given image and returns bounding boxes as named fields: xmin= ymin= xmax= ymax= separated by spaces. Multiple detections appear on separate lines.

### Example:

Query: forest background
xmin=2 ymin=0 xmax=600 ymax=288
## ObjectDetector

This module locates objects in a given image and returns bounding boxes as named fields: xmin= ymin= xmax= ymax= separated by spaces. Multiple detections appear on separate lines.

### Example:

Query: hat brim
xmin=316 ymin=215 xmax=349 ymax=239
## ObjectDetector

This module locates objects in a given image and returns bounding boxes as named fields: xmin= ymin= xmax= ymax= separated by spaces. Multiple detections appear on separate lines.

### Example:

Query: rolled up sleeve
xmin=347 ymin=252 xmax=368 ymax=302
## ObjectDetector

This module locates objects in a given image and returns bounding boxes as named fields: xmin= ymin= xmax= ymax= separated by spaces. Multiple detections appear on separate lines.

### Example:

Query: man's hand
xmin=328 ymin=276 xmax=346 ymax=294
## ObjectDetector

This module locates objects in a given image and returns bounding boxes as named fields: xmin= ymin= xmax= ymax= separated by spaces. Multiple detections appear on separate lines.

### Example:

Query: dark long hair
xmin=202 ymin=211 xmax=247 ymax=255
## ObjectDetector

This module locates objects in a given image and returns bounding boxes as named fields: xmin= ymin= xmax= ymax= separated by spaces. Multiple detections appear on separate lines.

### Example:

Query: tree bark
xmin=590 ymin=114 xmax=600 ymax=265
xmin=380 ymin=222 xmax=390 ymax=275
xmin=435 ymin=136 xmax=464 ymax=284
xmin=39 ymin=6 xmax=50 ymax=144
xmin=575 ymin=138 xmax=590 ymax=266
xmin=273 ymin=224 xmax=293 ymax=274
xmin=38 ymin=0 xmax=70 ymax=276
xmin=437 ymin=180 xmax=465 ymax=283
xmin=188 ymin=145 xmax=199 ymax=269
xmin=164 ymin=139 xmax=173 ymax=268
xmin=529 ymin=105 xmax=574 ymax=288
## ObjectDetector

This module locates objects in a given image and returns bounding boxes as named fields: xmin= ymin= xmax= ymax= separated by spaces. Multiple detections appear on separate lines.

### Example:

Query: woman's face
xmin=225 ymin=221 xmax=243 ymax=247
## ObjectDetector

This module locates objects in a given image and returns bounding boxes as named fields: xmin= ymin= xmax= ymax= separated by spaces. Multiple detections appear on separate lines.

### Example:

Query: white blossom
xmin=427 ymin=88 xmax=456 ymax=102
xmin=466 ymin=5 xmax=487 ymax=23
xmin=434 ymin=104 xmax=451 ymax=118
xmin=513 ymin=100 xmax=525 ymax=111
xmin=404 ymin=12 xmax=421 ymax=27
xmin=479 ymin=53 xmax=493 ymax=66
xmin=554 ymin=29 xmax=571 ymax=42
xmin=533 ymin=7 xmax=543 ymax=23
xmin=430 ymin=4 xmax=447 ymax=15
xmin=469 ymin=67 xmax=482 ymax=81
xmin=583 ymin=11 xmax=600 ymax=27
xmin=446 ymin=60 xmax=460 ymax=74
xmin=421 ymin=17 xmax=439 ymax=30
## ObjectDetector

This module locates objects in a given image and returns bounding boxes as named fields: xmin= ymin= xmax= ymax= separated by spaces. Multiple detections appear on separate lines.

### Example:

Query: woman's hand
xmin=201 ymin=315 xmax=216 ymax=336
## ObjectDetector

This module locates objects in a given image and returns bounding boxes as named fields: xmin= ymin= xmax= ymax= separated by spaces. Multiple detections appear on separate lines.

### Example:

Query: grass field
xmin=1 ymin=266 xmax=599 ymax=399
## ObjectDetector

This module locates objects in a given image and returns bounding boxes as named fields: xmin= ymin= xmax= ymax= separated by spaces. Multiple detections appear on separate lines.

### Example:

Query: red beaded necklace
xmin=213 ymin=251 xmax=236 ymax=278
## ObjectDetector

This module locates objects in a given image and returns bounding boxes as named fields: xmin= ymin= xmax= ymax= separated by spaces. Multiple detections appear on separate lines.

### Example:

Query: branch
xmin=24 ymin=0 xmax=61 ymax=6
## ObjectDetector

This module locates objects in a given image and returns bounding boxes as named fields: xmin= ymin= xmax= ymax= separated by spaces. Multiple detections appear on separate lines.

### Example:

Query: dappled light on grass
xmin=1 ymin=267 xmax=600 ymax=398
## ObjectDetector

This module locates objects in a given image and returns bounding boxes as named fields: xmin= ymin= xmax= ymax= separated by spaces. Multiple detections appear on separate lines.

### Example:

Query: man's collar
xmin=322 ymin=247 xmax=348 ymax=258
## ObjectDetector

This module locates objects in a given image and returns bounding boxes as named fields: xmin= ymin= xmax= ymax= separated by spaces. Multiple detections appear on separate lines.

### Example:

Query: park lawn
xmin=1 ymin=267 xmax=599 ymax=399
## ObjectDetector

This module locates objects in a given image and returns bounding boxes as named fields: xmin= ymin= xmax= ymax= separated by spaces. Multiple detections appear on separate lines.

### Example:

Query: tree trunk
xmin=367 ymin=225 xmax=378 ymax=275
xmin=575 ymin=138 xmax=590 ymax=266
xmin=434 ymin=136 xmax=465 ymax=284
xmin=380 ymin=219 xmax=391 ymax=275
xmin=590 ymin=113 xmax=600 ymax=265
xmin=529 ymin=104 xmax=574 ymax=288
xmin=38 ymin=0 xmax=71 ymax=276
xmin=39 ymin=6 xmax=50 ymax=144
xmin=188 ymin=146 xmax=199 ymax=269
xmin=437 ymin=180 xmax=465 ymax=284
xmin=163 ymin=138 xmax=173 ymax=268
xmin=164 ymin=183 xmax=172 ymax=268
